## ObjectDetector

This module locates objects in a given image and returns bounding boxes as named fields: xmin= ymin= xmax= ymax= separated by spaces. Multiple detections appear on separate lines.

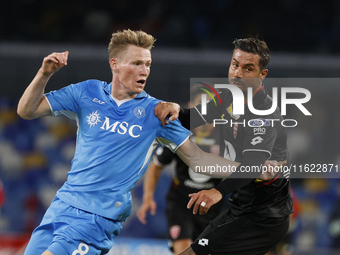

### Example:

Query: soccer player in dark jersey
xmin=155 ymin=38 xmax=293 ymax=255
xmin=137 ymin=87 xmax=223 ymax=254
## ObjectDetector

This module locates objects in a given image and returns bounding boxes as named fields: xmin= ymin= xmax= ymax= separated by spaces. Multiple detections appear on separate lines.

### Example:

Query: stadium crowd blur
xmin=1 ymin=0 xmax=340 ymax=53
xmin=1 ymin=0 xmax=340 ymax=254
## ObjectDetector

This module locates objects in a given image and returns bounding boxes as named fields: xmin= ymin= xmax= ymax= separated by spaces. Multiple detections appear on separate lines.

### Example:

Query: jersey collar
xmin=254 ymin=83 xmax=265 ymax=97
xmin=252 ymin=83 xmax=268 ymax=105
xmin=104 ymin=82 xmax=148 ymax=99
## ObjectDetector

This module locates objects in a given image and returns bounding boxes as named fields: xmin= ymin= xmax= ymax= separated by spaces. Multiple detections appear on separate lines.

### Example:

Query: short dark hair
xmin=232 ymin=38 xmax=270 ymax=70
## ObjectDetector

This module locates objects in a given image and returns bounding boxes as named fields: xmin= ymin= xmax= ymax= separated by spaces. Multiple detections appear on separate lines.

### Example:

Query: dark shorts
xmin=191 ymin=211 xmax=290 ymax=255
xmin=166 ymin=195 xmax=222 ymax=242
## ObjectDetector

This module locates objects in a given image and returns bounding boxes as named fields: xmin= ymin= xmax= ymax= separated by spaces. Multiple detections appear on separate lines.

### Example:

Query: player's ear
xmin=109 ymin=58 xmax=118 ymax=74
xmin=260 ymin=68 xmax=268 ymax=79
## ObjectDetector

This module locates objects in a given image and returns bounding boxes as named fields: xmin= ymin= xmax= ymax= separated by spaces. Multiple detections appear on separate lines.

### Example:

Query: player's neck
xmin=244 ymin=83 xmax=264 ymax=104
xmin=111 ymin=82 xmax=137 ymax=101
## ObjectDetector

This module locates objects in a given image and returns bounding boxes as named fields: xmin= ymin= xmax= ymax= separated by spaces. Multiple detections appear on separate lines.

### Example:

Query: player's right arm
xmin=17 ymin=51 xmax=69 ymax=120
xmin=137 ymin=160 xmax=163 ymax=224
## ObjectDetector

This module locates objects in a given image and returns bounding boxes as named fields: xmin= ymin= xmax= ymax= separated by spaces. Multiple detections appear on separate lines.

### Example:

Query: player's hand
xmin=154 ymin=102 xmax=180 ymax=126
xmin=187 ymin=188 xmax=222 ymax=215
xmin=40 ymin=51 xmax=69 ymax=77
xmin=259 ymin=160 xmax=287 ymax=180
xmin=136 ymin=198 xmax=157 ymax=224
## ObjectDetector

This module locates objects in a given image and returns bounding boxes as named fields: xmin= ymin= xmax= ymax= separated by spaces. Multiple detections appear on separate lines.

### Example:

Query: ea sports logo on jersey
xmin=134 ymin=106 xmax=145 ymax=119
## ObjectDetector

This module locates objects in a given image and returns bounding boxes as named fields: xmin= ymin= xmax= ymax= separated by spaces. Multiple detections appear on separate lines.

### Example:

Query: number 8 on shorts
xmin=72 ymin=243 xmax=89 ymax=255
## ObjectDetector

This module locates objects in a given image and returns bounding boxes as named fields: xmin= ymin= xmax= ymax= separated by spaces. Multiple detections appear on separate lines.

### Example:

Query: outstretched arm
xmin=175 ymin=139 xmax=285 ymax=215
xmin=176 ymin=139 xmax=282 ymax=179
xmin=176 ymin=139 xmax=240 ymax=178
xmin=17 ymin=51 xmax=69 ymax=120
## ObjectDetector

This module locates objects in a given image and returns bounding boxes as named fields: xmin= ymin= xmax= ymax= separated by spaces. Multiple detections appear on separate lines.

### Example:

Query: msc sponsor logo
xmin=100 ymin=117 xmax=142 ymax=138
xmin=86 ymin=111 xmax=143 ymax=138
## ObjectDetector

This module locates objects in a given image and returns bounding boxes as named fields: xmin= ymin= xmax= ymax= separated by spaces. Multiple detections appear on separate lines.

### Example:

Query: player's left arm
xmin=176 ymin=140 xmax=284 ymax=215
xmin=175 ymin=139 xmax=241 ymax=178
xmin=212 ymin=151 xmax=270 ymax=196
xmin=159 ymin=123 xmax=241 ymax=178
xmin=186 ymin=122 xmax=284 ymax=215
xmin=175 ymin=139 xmax=280 ymax=179
xmin=158 ymin=116 xmax=282 ymax=214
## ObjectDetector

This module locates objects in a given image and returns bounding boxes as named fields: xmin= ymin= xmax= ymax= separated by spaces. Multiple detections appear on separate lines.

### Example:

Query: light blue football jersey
xmin=45 ymin=80 xmax=190 ymax=221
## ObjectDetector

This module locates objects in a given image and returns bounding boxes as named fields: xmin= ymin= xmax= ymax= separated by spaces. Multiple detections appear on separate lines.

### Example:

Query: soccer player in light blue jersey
xmin=18 ymin=29 xmax=193 ymax=255
xmin=17 ymin=30 xmax=276 ymax=255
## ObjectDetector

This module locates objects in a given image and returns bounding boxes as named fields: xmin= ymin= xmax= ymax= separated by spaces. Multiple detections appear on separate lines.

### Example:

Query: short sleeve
xmin=45 ymin=81 xmax=87 ymax=120
xmin=156 ymin=119 xmax=191 ymax=153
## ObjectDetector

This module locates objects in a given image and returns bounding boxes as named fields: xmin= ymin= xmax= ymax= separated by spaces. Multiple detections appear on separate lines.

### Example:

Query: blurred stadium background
xmin=1 ymin=0 xmax=340 ymax=254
